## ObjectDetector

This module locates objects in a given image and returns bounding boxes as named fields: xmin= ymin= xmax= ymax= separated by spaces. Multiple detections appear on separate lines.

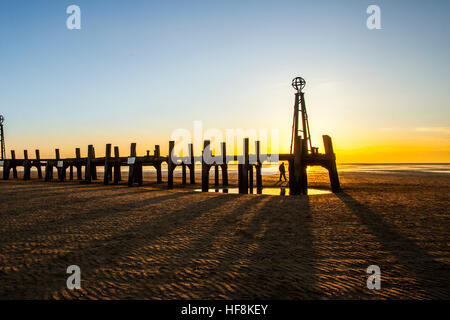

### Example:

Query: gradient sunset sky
xmin=1 ymin=0 xmax=449 ymax=162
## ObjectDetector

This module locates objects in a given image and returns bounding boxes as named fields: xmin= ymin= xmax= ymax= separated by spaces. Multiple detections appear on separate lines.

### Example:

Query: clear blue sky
xmin=0 ymin=0 xmax=449 ymax=161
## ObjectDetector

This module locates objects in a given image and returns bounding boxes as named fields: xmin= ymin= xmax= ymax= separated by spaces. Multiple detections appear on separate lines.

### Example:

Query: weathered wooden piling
xmin=104 ymin=144 xmax=111 ymax=185
xmin=91 ymin=147 xmax=98 ymax=180
xmin=188 ymin=143 xmax=195 ymax=184
xmin=323 ymin=135 xmax=341 ymax=192
xmin=291 ymin=137 xmax=304 ymax=195
xmin=23 ymin=150 xmax=30 ymax=180
xmin=238 ymin=138 xmax=249 ymax=194
xmin=249 ymin=162 xmax=254 ymax=194
xmin=56 ymin=148 xmax=66 ymax=182
xmin=167 ymin=141 xmax=175 ymax=189
xmin=154 ymin=145 xmax=162 ymax=183
xmin=75 ymin=148 xmax=82 ymax=180
xmin=113 ymin=146 xmax=121 ymax=184
xmin=201 ymin=140 xmax=211 ymax=192
xmin=84 ymin=145 xmax=94 ymax=183
xmin=214 ymin=165 xmax=219 ymax=187
xmin=35 ymin=149 xmax=43 ymax=179
xmin=11 ymin=150 xmax=17 ymax=178
xmin=221 ymin=142 xmax=228 ymax=186
xmin=182 ymin=163 xmax=187 ymax=185
xmin=255 ymin=141 xmax=262 ymax=194
xmin=1 ymin=158 xmax=9 ymax=180
xmin=301 ymin=139 xmax=308 ymax=194
xmin=127 ymin=143 xmax=137 ymax=187
xmin=44 ymin=149 xmax=53 ymax=182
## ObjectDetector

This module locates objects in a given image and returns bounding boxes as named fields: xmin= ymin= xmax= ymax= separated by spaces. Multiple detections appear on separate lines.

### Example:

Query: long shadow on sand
xmin=125 ymin=195 xmax=268 ymax=299
xmin=0 ymin=193 xmax=236 ymax=299
xmin=0 ymin=189 xmax=193 ymax=246
xmin=0 ymin=185 xmax=176 ymax=218
xmin=129 ymin=195 xmax=317 ymax=299
xmin=239 ymin=195 xmax=317 ymax=299
xmin=337 ymin=192 xmax=450 ymax=297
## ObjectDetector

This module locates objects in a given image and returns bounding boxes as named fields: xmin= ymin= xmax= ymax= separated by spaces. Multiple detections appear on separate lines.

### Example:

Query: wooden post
xmin=155 ymin=145 xmax=162 ymax=183
xmin=11 ymin=150 xmax=17 ymax=178
xmin=69 ymin=165 xmax=73 ymax=180
xmin=127 ymin=143 xmax=137 ymax=187
xmin=85 ymin=145 xmax=93 ymax=183
xmin=91 ymin=147 xmax=98 ymax=180
xmin=44 ymin=151 xmax=53 ymax=182
xmin=167 ymin=141 xmax=175 ymax=189
xmin=238 ymin=138 xmax=249 ymax=194
xmin=249 ymin=164 xmax=253 ymax=194
xmin=292 ymin=137 xmax=305 ymax=195
xmin=182 ymin=163 xmax=187 ymax=185
xmin=255 ymin=141 xmax=262 ymax=194
xmin=136 ymin=161 xmax=143 ymax=186
xmin=22 ymin=150 xmax=30 ymax=180
xmin=221 ymin=142 xmax=228 ymax=187
xmin=104 ymin=144 xmax=111 ymax=185
xmin=201 ymin=140 xmax=210 ymax=192
xmin=2 ymin=159 xmax=10 ymax=180
xmin=113 ymin=146 xmax=121 ymax=184
xmin=188 ymin=143 xmax=195 ymax=184
xmin=323 ymin=135 xmax=341 ymax=192
xmin=138 ymin=163 xmax=143 ymax=186
xmin=75 ymin=148 xmax=82 ymax=180
xmin=56 ymin=148 xmax=65 ymax=182
xmin=301 ymin=139 xmax=308 ymax=194
xmin=214 ymin=165 xmax=219 ymax=187
xmin=35 ymin=149 xmax=43 ymax=179
xmin=288 ymin=159 xmax=294 ymax=191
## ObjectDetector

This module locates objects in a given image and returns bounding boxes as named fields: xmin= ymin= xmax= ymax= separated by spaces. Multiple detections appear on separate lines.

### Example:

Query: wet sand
xmin=0 ymin=170 xmax=449 ymax=299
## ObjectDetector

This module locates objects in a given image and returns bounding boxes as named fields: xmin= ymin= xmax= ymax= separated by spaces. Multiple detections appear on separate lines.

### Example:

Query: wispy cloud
xmin=377 ymin=127 xmax=450 ymax=136
xmin=415 ymin=127 xmax=450 ymax=135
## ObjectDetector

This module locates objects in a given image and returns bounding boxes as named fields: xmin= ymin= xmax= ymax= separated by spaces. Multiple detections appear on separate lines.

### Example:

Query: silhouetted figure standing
xmin=279 ymin=162 xmax=287 ymax=182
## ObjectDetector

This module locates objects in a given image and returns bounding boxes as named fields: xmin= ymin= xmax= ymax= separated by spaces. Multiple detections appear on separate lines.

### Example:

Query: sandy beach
xmin=0 ymin=169 xmax=449 ymax=299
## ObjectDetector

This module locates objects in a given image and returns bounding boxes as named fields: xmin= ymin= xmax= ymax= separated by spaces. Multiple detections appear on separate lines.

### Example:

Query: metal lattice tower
xmin=290 ymin=77 xmax=312 ymax=154
xmin=0 ymin=115 xmax=5 ymax=160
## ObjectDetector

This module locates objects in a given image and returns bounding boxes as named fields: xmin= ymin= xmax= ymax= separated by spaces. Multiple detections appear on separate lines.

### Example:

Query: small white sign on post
xmin=127 ymin=157 xmax=136 ymax=165
xmin=57 ymin=161 xmax=64 ymax=168
xmin=0 ymin=161 xmax=4 ymax=166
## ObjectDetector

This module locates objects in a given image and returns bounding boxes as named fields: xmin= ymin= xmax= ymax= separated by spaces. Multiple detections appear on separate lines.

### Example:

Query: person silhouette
xmin=279 ymin=162 xmax=287 ymax=182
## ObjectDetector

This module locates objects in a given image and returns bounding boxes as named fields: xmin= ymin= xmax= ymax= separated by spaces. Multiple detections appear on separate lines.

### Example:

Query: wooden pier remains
xmin=0 ymin=77 xmax=341 ymax=195
xmin=0 ymin=135 xmax=340 ymax=195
